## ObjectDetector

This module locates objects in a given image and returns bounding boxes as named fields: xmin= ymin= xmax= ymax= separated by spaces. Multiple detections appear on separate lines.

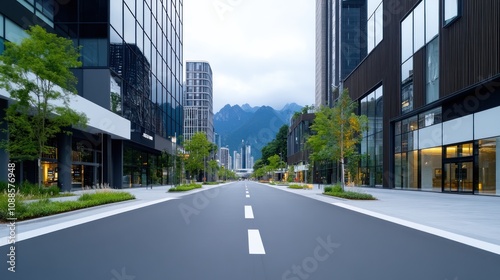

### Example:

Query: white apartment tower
xmin=184 ymin=61 xmax=214 ymax=142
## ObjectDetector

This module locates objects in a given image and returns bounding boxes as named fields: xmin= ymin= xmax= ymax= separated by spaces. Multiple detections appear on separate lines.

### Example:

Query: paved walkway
xmin=268 ymin=184 xmax=500 ymax=247
xmin=0 ymin=184 xmax=224 ymax=244
xmin=2 ymin=182 xmax=500 ymax=252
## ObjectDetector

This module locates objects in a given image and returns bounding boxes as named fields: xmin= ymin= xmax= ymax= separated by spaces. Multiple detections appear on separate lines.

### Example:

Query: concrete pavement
xmin=267 ymin=183 xmax=500 ymax=248
xmin=0 ymin=184 xmax=225 ymax=245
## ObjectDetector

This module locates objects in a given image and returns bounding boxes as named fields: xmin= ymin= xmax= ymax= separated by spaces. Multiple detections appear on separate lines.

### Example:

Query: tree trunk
xmin=37 ymin=157 xmax=42 ymax=188
xmin=340 ymin=157 xmax=345 ymax=191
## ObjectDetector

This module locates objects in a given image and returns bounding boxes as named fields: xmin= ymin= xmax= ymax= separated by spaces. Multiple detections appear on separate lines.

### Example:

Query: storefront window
xmin=420 ymin=147 xmax=442 ymax=191
xmin=42 ymin=162 xmax=58 ymax=186
xmin=478 ymin=138 xmax=499 ymax=196
xmin=403 ymin=150 xmax=419 ymax=189
xmin=446 ymin=143 xmax=473 ymax=158
xmin=72 ymin=165 xmax=83 ymax=188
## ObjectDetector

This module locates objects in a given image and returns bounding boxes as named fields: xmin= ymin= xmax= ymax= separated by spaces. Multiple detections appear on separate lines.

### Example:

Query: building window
xmin=443 ymin=0 xmax=461 ymax=26
xmin=367 ymin=0 xmax=383 ymax=54
xmin=420 ymin=147 xmax=442 ymax=191
xmin=418 ymin=107 xmax=442 ymax=128
xmin=426 ymin=38 xmax=439 ymax=104
xmin=425 ymin=0 xmax=439 ymax=43
xmin=359 ymin=85 xmax=383 ymax=186
xmin=401 ymin=0 xmax=440 ymax=112
xmin=401 ymin=58 xmax=413 ymax=114
xmin=478 ymin=138 xmax=500 ymax=196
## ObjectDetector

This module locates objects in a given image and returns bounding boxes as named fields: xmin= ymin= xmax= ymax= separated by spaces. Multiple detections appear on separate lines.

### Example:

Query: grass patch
xmin=0 ymin=191 xmax=135 ymax=222
xmin=288 ymin=184 xmax=305 ymax=189
xmin=168 ymin=183 xmax=202 ymax=192
xmin=323 ymin=184 xmax=376 ymax=200
xmin=0 ymin=181 xmax=68 ymax=199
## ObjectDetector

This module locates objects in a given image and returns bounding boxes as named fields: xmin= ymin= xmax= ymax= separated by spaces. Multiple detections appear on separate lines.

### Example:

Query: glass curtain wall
xmin=401 ymin=0 xmax=440 ymax=114
xmin=394 ymin=108 xmax=443 ymax=190
xmin=359 ymin=86 xmax=383 ymax=186
xmin=109 ymin=0 xmax=183 ymax=139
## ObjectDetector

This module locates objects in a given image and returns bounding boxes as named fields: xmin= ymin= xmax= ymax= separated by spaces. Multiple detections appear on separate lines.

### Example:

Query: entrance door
xmin=443 ymin=161 xmax=473 ymax=192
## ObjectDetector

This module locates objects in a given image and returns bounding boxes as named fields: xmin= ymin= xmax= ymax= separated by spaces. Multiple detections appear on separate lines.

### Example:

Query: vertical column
xmin=0 ymin=99 xmax=8 ymax=182
xmin=112 ymin=139 xmax=123 ymax=189
xmin=102 ymin=134 xmax=112 ymax=185
xmin=57 ymin=132 xmax=72 ymax=192
xmin=496 ymin=137 xmax=500 ymax=195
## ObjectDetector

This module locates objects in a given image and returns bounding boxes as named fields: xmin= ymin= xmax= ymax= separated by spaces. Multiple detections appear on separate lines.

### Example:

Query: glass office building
xmin=0 ymin=0 xmax=183 ymax=190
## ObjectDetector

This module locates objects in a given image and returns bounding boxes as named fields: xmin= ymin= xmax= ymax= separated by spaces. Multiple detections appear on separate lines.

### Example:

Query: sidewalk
xmin=268 ymin=184 xmax=500 ymax=248
xmin=0 ymin=184 xmax=225 ymax=245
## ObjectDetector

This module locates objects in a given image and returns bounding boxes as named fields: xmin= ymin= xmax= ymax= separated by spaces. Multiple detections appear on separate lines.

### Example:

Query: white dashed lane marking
xmin=244 ymin=205 xmax=254 ymax=219
xmin=248 ymin=229 xmax=266 ymax=254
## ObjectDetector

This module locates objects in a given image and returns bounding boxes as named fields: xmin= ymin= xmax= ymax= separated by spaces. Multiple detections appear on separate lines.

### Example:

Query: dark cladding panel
xmin=440 ymin=0 xmax=500 ymax=97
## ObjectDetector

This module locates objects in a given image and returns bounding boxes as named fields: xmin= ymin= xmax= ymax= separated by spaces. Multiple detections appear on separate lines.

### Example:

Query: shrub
xmin=324 ymin=191 xmax=376 ymax=200
xmin=331 ymin=184 xmax=343 ymax=193
xmin=324 ymin=186 xmax=332 ymax=192
xmin=288 ymin=184 xmax=305 ymax=189
xmin=168 ymin=183 xmax=202 ymax=192
xmin=0 ymin=181 xmax=61 ymax=197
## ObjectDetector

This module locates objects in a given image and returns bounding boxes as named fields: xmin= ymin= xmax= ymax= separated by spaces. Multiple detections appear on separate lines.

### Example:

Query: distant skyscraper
xmin=245 ymin=145 xmax=252 ymax=169
xmin=220 ymin=147 xmax=229 ymax=169
xmin=184 ymin=61 xmax=214 ymax=142
xmin=234 ymin=152 xmax=242 ymax=170
xmin=241 ymin=140 xmax=246 ymax=169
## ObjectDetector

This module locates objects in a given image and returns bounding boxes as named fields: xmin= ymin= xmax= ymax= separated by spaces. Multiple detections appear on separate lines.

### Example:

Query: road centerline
xmin=248 ymin=229 xmax=266 ymax=254
xmin=244 ymin=205 xmax=254 ymax=219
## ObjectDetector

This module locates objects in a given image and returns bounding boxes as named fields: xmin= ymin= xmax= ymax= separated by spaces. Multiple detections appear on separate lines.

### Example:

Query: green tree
xmin=287 ymin=165 xmax=295 ymax=182
xmin=0 ymin=25 xmax=87 ymax=186
xmin=183 ymin=132 xmax=212 ymax=182
xmin=259 ymin=124 xmax=288 ymax=166
xmin=307 ymin=89 xmax=367 ymax=190
xmin=208 ymin=159 xmax=218 ymax=182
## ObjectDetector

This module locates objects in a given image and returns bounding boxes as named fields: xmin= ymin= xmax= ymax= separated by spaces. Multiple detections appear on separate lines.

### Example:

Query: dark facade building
xmin=342 ymin=0 xmax=500 ymax=195
xmin=0 ymin=0 xmax=183 ymax=190
xmin=287 ymin=113 xmax=315 ymax=183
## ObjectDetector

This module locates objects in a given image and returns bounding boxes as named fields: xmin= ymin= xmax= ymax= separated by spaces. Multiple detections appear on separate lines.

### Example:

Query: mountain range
xmin=214 ymin=103 xmax=303 ymax=162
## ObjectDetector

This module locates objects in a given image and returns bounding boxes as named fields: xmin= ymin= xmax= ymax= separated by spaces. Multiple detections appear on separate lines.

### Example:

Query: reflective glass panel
xmin=426 ymin=0 xmax=439 ymax=43
xmin=478 ymin=138 xmax=499 ymax=195
xmin=375 ymin=5 xmax=383 ymax=46
xmin=413 ymin=1 xmax=425 ymax=51
xmin=420 ymin=147 xmax=442 ymax=191
xmin=426 ymin=38 xmax=439 ymax=104
xmin=401 ymin=14 xmax=413 ymax=62
xmin=444 ymin=0 xmax=459 ymax=24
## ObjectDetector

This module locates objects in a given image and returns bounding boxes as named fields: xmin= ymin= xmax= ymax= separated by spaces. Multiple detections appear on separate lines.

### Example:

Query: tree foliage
xmin=0 ymin=25 xmax=87 ymax=161
xmin=258 ymin=124 xmax=288 ymax=167
xmin=307 ymin=89 xmax=367 ymax=188
xmin=183 ymin=132 xmax=214 ymax=181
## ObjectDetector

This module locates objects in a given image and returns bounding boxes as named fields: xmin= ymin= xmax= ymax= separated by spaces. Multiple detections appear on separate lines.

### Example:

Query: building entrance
xmin=443 ymin=161 xmax=473 ymax=193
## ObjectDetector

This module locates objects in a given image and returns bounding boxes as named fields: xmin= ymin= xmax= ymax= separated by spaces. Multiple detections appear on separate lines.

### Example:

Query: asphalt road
xmin=1 ymin=181 xmax=500 ymax=279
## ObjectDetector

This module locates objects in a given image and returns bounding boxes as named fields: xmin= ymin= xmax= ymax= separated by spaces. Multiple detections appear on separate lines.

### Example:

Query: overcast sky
xmin=183 ymin=0 xmax=315 ymax=112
